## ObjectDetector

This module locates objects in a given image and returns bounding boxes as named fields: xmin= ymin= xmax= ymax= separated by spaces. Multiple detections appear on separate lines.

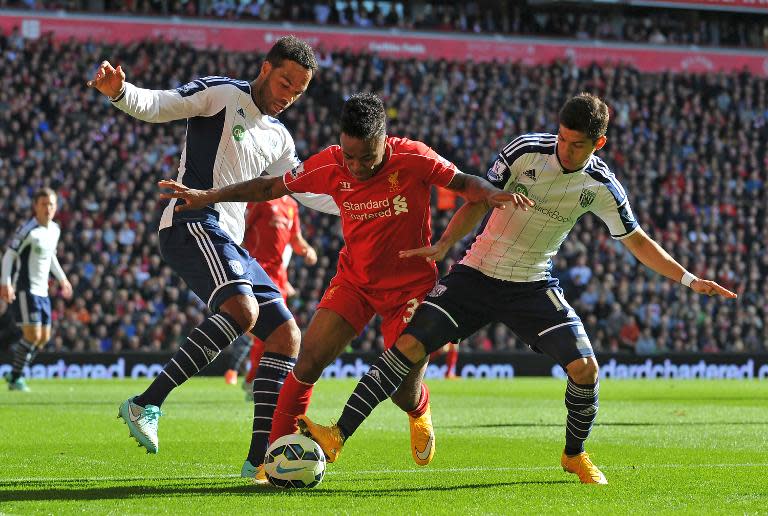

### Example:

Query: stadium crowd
xmin=2 ymin=0 xmax=767 ymax=49
xmin=0 ymin=28 xmax=765 ymax=355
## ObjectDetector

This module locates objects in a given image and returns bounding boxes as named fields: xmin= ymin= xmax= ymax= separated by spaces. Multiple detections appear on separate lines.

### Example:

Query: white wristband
xmin=681 ymin=271 xmax=696 ymax=288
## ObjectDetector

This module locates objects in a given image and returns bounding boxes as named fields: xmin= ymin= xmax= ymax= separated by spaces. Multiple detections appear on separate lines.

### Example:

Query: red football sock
xmin=245 ymin=337 xmax=264 ymax=384
xmin=407 ymin=383 xmax=430 ymax=418
xmin=445 ymin=345 xmax=459 ymax=378
xmin=268 ymin=371 xmax=314 ymax=443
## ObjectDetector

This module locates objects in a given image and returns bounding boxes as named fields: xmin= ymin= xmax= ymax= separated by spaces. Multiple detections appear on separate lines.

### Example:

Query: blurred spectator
xmin=0 ymin=31 xmax=764 ymax=355
xmin=635 ymin=326 xmax=657 ymax=355
xmin=5 ymin=0 xmax=767 ymax=49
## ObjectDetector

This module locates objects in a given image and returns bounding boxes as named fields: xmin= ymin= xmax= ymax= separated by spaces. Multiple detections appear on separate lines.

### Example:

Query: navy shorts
xmin=404 ymin=264 xmax=593 ymax=368
xmin=159 ymin=221 xmax=292 ymax=340
xmin=13 ymin=290 xmax=51 ymax=327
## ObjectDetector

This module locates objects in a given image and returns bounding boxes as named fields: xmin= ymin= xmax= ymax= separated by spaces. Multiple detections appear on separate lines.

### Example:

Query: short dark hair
xmin=340 ymin=93 xmax=386 ymax=140
xmin=265 ymin=35 xmax=318 ymax=74
xmin=33 ymin=187 xmax=56 ymax=202
xmin=558 ymin=93 xmax=609 ymax=141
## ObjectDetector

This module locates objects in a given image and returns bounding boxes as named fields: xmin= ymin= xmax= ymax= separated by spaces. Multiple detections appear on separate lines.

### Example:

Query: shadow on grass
xmin=0 ymin=400 xmax=232 ymax=407
xmin=442 ymin=421 xmax=768 ymax=429
xmin=0 ymin=478 xmax=571 ymax=501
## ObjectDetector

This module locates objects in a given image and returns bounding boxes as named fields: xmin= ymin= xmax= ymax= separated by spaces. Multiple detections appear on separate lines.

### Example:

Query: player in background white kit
xmin=87 ymin=36 xmax=337 ymax=482
xmin=1 ymin=187 xmax=73 ymax=391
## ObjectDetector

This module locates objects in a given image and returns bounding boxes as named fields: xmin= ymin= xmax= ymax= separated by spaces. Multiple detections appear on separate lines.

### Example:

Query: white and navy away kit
xmin=112 ymin=77 xmax=338 ymax=334
xmin=113 ymin=77 xmax=332 ymax=459
xmin=404 ymin=132 xmax=639 ymax=363
xmin=1 ymin=218 xmax=65 ymax=326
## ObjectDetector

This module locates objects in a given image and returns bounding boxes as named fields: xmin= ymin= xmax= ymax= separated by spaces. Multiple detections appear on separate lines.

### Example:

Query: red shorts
xmin=318 ymin=273 xmax=436 ymax=348
xmin=264 ymin=265 xmax=290 ymax=302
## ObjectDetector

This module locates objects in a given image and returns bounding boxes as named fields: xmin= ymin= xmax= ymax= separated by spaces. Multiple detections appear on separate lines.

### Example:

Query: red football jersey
xmin=283 ymin=137 xmax=457 ymax=291
xmin=242 ymin=196 xmax=300 ymax=278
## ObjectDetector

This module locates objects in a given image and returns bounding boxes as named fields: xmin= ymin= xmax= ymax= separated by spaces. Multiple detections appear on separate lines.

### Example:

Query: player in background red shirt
xmin=234 ymin=197 xmax=317 ymax=391
xmin=431 ymin=342 xmax=459 ymax=379
xmin=160 ymin=93 xmax=532 ymax=474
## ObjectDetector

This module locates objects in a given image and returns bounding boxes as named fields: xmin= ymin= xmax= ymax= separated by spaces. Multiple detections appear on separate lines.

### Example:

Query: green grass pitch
xmin=1 ymin=378 xmax=767 ymax=514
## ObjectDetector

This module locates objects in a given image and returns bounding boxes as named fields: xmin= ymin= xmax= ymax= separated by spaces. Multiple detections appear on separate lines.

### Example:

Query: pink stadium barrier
xmin=1 ymin=11 xmax=767 ymax=75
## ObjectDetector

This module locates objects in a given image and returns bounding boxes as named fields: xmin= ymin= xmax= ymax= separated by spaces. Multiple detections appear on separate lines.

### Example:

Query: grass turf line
xmin=0 ymin=378 xmax=766 ymax=514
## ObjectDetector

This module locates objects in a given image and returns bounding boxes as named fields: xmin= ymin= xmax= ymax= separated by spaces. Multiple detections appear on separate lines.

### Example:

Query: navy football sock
xmin=336 ymin=347 xmax=414 ymax=439
xmin=135 ymin=313 xmax=244 ymax=407
xmin=564 ymin=377 xmax=599 ymax=456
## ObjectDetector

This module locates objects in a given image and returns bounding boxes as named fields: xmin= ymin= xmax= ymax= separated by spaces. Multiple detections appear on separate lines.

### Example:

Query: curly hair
xmin=340 ymin=93 xmax=386 ymax=140
xmin=265 ymin=35 xmax=318 ymax=73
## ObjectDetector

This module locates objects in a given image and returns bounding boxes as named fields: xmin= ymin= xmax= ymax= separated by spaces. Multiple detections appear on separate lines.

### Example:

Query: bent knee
xmin=22 ymin=326 xmax=43 ymax=344
xmin=220 ymin=296 xmax=260 ymax=332
xmin=395 ymin=334 xmax=428 ymax=363
xmin=566 ymin=356 xmax=599 ymax=384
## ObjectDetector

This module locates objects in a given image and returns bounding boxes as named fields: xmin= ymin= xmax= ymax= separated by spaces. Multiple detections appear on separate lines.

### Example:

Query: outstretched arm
xmin=88 ymin=60 xmax=212 ymax=123
xmin=401 ymin=173 xmax=534 ymax=262
xmin=621 ymin=227 xmax=737 ymax=298
xmin=159 ymin=177 xmax=290 ymax=212
xmin=400 ymin=200 xmax=492 ymax=262
xmin=445 ymin=172 xmax=534 ymax=210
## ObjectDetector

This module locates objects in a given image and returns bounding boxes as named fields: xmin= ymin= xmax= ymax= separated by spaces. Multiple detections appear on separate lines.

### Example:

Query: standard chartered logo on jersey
xmin=511 ymin=182 xmax=571 ymax=224
xmin=342 ymin=195 xmax=409 ymax=221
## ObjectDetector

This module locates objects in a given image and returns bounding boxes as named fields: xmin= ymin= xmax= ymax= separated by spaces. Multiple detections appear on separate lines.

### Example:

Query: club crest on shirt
xmin=324 ymin=286 xmax=340 ymax=301
xmin=228 ymin=260 xmax=245 ymax=276
xmin=428 ymin=283 xmax=447 ymax=297
xmin=388 ymin=171 xmax=400 ymax=192
xmin=579 ymin=189 xmax=596 ymax=208
xmin=232 ymin=125 xmax=245 ymax=142
xmin=176 ymin=81 xmax=202 ymax=95
xmin=178 ymin=82 xmax=195 ymax=93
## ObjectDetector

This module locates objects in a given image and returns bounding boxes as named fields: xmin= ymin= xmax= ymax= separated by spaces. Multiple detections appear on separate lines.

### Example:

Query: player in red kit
xmin=238 ymin=197 xmax=317 ymax=391
xmin=160 ymin=93 xmax=532 ymax=475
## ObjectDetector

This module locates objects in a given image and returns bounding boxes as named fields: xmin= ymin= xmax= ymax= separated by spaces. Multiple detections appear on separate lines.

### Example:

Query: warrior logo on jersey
xmin=232 ymin=125 xmax=245 ymax=142
xmin=488 ymin=160 xmax=506 ymax=182
xmin=579 ymin=189 xmax=596 ymax=208
xmin=388 ymin=171 xmax=400 ymax=192
xmin=228 ymin=260 xmax=245 ymax=276
xmin=290 ymin=163 xmax=305 ymax=178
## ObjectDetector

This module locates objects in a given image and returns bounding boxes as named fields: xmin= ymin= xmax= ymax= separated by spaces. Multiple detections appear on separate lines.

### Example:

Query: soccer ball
xmin=263 ymin=434 xmax=326 ymax=488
